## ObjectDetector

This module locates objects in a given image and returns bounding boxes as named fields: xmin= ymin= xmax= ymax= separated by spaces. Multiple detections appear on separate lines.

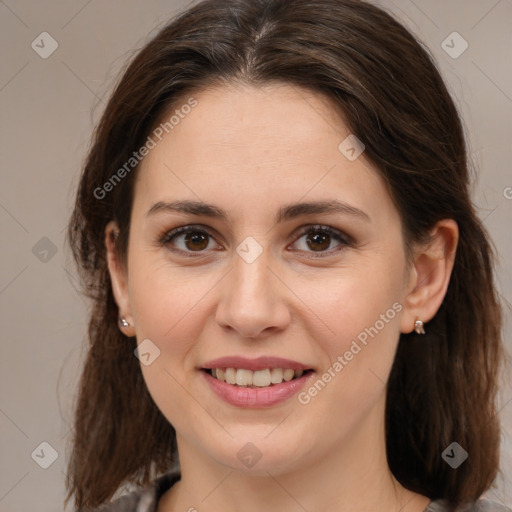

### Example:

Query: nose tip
xmin=215 ymin=257 xmax=290 ymax=339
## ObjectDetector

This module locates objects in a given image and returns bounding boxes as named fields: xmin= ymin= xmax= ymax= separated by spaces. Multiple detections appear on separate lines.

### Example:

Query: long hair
xmin=66 ymin=0 xmax=505 ymax=508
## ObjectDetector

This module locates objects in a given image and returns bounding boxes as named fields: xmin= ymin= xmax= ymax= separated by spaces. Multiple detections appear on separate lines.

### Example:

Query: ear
xmin=105 ymin=220 xmax=136 ymax=337
xmin=400 ymin=219 xmax=459 ymax=334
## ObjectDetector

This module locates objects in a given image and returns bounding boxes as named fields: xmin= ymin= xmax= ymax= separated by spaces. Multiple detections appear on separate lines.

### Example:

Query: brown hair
xmin=65 ymin=0 xmax=505 ymax=508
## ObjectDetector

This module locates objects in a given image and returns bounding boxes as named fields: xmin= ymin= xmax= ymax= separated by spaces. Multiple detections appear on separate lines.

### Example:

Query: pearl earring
xmin=414 ymin=319 xmax=425 ymax=334
xmin=119 ymin=317 xmax=130 ymax=328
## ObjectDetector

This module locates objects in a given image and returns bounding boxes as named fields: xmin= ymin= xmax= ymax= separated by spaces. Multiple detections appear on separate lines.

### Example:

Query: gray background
xmin=0 ymin=0 xmax=510 ymax=510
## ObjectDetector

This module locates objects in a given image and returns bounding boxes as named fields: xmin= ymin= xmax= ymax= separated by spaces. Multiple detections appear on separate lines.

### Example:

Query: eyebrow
xmin=146 ymin=199 xmax=370 ymax=223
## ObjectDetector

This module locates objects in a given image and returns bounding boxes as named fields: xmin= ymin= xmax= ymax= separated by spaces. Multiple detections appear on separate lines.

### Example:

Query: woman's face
xmin=111 ymin=83 xmax=417 ymax=475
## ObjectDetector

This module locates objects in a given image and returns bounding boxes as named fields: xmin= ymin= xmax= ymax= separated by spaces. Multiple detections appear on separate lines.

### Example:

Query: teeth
xmin=270 ymin=368 xmax=283 ymax=384
xmin=253 ymin=369 xmax=271 ymax=387
xmin=225 ymin=367 xmax=236 ymax=385
xmin=236 ymin=369 xmax=253 ymax=386
xmin=283 ymin=369 xmax=295 ymax=381
xmin=209 ymin=367 xmax=307 ymax=387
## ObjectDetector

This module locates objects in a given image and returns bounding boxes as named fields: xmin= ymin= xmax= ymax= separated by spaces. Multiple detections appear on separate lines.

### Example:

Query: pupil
xmin=307 ymin=232 xmax=330 ymax=251
xmin=185 ymin=231 xmax=208 ymax=251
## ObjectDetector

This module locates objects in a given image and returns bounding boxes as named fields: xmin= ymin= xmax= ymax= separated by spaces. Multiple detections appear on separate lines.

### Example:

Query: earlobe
xmin=105 ymin=221 xmax=136 ymax=336
xmin=400 ymin=219 xmax=459 ymax=334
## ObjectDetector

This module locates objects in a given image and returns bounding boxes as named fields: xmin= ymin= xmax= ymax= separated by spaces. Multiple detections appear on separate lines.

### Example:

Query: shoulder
xmin=90 ymin=469 xmax=180 ymax=512
xmin=426 ymin=499 xmax=512 ymax=512
xmin=470 ymin=501 xmax=512 ymax=512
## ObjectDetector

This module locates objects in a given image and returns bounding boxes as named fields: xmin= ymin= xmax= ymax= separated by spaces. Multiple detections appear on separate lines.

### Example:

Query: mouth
xmin=202 ymin=367 xmax=314 ymax=388
xmin=200 ymin=356 xmax=315 ymax=407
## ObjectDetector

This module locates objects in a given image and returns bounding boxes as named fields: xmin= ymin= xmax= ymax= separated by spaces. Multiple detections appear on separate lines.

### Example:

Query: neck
xmin=159 ymin=400 xmax=430 ymax=512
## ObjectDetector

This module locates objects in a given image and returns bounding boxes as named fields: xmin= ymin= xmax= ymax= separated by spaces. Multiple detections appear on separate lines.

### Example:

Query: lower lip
xmin=201 ymin=370 xmax=313 ymax=408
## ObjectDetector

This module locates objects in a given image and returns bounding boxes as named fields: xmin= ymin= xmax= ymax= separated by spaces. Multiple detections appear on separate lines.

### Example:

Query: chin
xmin=202 ymin=432 xmax=312 ymax=476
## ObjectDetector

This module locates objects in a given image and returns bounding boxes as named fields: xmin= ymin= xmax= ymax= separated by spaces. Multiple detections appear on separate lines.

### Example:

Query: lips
xmin=202 ymin=355 xmax=312 ymax=372
xmin=200 ymin=356 xmax=315 ymax=408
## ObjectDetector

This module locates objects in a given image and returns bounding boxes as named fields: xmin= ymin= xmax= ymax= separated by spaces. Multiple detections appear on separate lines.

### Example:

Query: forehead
xmin=150 ymin=82 xmax=349 ymax=164
xmin=132 ymin=83 xmax=393 ymax=225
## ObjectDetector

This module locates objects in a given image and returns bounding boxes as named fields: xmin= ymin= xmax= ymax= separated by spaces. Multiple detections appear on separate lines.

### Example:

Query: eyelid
xmin=158 ymin=224 xmax=223 ymax=257
xmin=159 ymin=224 xmax=218 ymax=244
xmin=159 ymin=223 xmax=352 ymax=257
xmin=287 ymin=224 xmax=352 ymax=257
xmin=290 ymin=224 xmax=351 ymax=243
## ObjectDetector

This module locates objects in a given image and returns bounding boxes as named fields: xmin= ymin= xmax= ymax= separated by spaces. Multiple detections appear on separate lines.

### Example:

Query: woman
xmin=65 ymin=0 xmax=510 ymax=510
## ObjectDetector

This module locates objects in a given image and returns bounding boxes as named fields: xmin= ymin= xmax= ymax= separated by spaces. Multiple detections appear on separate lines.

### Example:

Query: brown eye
xmin=160 ymin=226 xmax=218 ymax=255
xmin=183 ymin=231 xmax=209 ymax=251
xmin=306 ymin=231 xmax=332 ymax=251
xmin=290 ymin=225 xmax=350 ymax=257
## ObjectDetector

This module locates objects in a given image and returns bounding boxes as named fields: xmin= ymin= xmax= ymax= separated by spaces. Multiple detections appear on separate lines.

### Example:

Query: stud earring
xmin=119 ymin=317 xmax=130 ymax=328
xmin=414 ymin=319 xmax=425 ymax=334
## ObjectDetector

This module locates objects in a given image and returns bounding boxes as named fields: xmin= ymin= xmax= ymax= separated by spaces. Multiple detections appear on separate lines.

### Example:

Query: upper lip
xmin=201 ymin=356 xmax=312 ymax=371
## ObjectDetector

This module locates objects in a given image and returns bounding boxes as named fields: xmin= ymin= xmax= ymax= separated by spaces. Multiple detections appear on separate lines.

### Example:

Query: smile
xmin=207 ymin=367 xmax=308 ymax=387
xmin=200 ymin=356 xmax=315 ymax=407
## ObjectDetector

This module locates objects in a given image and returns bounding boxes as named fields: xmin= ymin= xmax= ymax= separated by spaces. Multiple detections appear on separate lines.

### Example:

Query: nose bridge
xmin=233 ymin=250 xmax=271 ymax=299
xmin=215 ymin=247 xmax=290 ymax=337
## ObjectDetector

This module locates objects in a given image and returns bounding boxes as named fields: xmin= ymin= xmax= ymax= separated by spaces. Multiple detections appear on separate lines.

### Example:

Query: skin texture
xmin=105 ymin=83 xmax=458 ymax=512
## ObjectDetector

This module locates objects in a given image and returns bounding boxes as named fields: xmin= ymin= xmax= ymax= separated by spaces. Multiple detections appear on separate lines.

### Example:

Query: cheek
xmin=128 ymin=263 xmax=218 ymax=427
xmin=297 ymin=253 xmax=405 ymax=398
xmin=296 ymin=255 xmax=404 ymax=345
xmin=128 ymin=258 xmax=220 ymax=344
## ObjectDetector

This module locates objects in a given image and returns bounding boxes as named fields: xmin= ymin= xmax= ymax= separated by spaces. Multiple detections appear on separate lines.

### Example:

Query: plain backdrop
xmin=0 ymin=0 xmax=511 ymax=510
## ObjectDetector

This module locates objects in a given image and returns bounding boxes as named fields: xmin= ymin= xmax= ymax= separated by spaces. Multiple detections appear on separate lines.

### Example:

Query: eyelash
xmin=158 ymin=224 xmax=352 ymax=259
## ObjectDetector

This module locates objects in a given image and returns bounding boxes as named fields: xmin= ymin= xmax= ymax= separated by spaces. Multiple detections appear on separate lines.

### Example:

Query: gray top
xmin=94 ymin=470 xmax=511 ymax=512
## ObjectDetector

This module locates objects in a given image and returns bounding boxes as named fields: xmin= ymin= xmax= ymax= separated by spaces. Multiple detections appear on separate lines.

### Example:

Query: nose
xmin=215 ymin=251 xmax=291 ymax=339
